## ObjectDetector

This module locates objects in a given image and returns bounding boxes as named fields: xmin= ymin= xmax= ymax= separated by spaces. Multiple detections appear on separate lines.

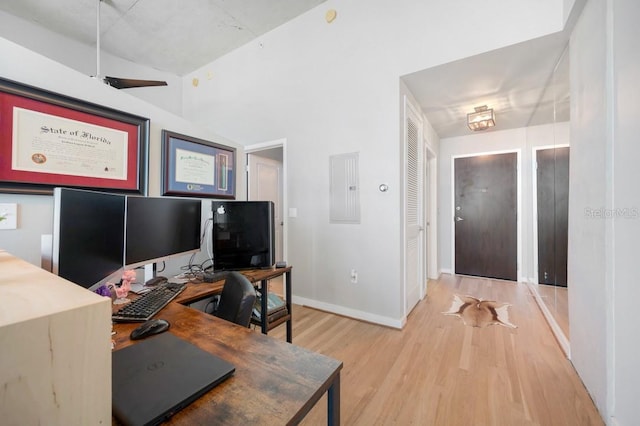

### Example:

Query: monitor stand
xmin=40 ymin=234 xmax=52 ymax=272
xmin=143 ymin=263 xmax=155 ymax=283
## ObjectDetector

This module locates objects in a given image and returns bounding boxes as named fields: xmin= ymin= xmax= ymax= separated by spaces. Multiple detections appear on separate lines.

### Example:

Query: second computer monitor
xmin=125 ymin=196 xmax=202 ymax=269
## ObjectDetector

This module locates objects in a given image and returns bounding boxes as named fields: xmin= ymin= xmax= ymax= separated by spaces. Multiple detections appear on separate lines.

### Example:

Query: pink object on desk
xmin=112 ymin=269 xmax=136 ymax=303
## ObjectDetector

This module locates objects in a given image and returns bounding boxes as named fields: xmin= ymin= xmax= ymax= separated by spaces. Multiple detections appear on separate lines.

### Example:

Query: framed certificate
xmin=161 ymin=130 xmax=236 ymax=199
xmin=0 ymin=77 xmax=149 ymax=195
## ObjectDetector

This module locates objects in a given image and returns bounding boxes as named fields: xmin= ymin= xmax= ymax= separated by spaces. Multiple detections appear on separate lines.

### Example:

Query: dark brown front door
xmin=454 ymin=153 xmax=518 ymax=281
xmin=536 ymin=147 xmax=569 ymax=287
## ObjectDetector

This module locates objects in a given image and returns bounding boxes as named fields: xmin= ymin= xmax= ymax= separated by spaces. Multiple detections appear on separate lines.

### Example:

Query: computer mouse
xmin=130 ymin=319 xmax=170 ymax=340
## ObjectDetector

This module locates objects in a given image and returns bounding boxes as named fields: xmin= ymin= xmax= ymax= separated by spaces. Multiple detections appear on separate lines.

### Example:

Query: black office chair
xmin=213 ymin=271 xmax=256 ymax=327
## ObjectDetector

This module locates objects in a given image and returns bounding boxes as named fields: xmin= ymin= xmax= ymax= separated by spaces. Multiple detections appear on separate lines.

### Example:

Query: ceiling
xmin=0 ymin=0 xmax=327 ymax=76
xmin=0 ymin=0 xmax=570 ymax=139
xmin=402 ymin=32 xmax=571 ymax=139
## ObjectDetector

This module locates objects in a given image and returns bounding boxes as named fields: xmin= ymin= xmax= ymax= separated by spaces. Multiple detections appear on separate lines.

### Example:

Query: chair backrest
xmin=214 ymin=271 xmax=256 ymax=327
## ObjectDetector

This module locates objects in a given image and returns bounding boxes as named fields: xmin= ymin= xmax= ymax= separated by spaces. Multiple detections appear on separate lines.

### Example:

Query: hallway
xmin=270 ymin=274 xmax=602 ymax=425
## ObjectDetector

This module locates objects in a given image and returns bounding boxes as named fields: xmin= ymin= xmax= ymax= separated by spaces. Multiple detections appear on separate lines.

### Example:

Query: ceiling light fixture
xmin=467 ymin=105 xmax=495 ymax=131
xmin=325 ymin=9 xmax=337 ymax=23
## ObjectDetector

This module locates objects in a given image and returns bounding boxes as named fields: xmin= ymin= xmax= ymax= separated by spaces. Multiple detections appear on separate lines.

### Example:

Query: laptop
xmin=112 ymin=332 xmax=235 ymax=426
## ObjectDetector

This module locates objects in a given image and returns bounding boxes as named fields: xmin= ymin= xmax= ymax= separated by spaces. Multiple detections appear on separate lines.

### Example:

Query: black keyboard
xmin=112 ymin=282 xmax=186 ymax=322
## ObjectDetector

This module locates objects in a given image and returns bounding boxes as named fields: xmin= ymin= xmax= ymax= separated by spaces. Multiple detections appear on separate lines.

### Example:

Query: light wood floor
xmin=268 ymin=274 xmax=603 ymax=425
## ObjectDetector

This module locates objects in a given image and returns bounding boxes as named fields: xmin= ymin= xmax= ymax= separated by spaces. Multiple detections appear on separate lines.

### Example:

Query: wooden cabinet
xmin=0 ymin=250 xmax=112 ymax=424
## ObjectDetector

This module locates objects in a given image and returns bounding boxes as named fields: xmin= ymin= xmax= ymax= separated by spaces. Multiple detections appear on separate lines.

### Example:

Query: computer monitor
xmin=52 ymin=187 xmax=126 ymax=290
xmin=211 ymin=201 xmax=275 ymax=271
xmin=124 ymin=196 xmax=202 ymax=270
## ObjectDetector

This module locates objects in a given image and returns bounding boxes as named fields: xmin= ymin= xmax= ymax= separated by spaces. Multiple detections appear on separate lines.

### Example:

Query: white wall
xmin=0 ymin=37 xmax=244 ymax=275
xmin=568 ymin=0 xmax=609 ymax=418
xmin=438 ymin=122 xmax=570 ymax=281
xmin=0 ymin=10 xmax=183 ymax=117
xmin=610 ymin=1 xmax=640 ymax=423
xmin=569 ymin=0 xmax=640 ymax=423
xmin=563 ymin=0 xmax=578 ymax=24
xmin=180 ymin=0 xmax=566 ymax=327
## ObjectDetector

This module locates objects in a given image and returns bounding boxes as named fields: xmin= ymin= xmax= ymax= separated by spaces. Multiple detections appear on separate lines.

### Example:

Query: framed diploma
xmin=0 ymin=77 xmax=149 ymax=195
xmin=161 ymin=130 xmax=236 ymax=199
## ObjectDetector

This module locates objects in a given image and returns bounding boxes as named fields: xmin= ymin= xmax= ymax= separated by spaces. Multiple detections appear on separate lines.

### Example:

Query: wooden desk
xmin=113 ymin=268 xmax=342 ymax=425
xmin=174 ymin=266 xmax=293 ymax=343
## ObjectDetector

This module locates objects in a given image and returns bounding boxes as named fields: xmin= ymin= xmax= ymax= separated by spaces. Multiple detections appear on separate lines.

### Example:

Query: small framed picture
xmin=161 ymin=130 xmax=236 ymax=198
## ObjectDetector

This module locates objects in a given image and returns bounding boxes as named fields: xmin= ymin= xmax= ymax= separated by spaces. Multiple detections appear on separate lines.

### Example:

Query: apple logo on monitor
xmin=216 ymin=205 xmax=225 ymax=215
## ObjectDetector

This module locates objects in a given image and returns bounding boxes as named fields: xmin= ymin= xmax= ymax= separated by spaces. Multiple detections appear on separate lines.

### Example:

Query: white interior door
xmin=404 ymin=97 xmax=425 ymax=315
xmin=248 ymin=152 xmax=283 ymax=262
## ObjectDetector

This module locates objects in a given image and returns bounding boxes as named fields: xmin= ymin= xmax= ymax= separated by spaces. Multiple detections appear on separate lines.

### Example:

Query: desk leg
xmin=285 ymin=270 xmax=292 ymax=343
xmin=260 ymin=279 xmax=268 ymax=335
xmin=328 ymin=373 xmax=340 ymax=426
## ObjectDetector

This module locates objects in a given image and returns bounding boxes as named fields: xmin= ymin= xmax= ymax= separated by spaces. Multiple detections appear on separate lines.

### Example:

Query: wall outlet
xmin=350 ymin=269 xmax=358 ymax=283
xmin=0 ymin=203 xmax=17 ymax=229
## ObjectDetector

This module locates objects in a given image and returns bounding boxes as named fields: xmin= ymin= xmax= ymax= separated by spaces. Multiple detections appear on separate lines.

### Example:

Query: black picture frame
xmin=161 ymin=130 xmax=236 ymax=199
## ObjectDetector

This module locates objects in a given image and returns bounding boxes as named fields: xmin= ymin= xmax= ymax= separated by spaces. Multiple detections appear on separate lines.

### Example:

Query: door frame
xmin=424 ymin=143 xmax=438 ymax=282
xmin=451 ymin=149 xmax=522 ymax=281
xmin=531 ymin=144 xmax=570 ymax=285
xmin=245 ymin=138 xmax=288 ymax=265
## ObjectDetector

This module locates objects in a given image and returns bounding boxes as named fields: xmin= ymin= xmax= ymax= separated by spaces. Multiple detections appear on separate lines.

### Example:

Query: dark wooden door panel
xmin=536 ymin=147 xmax=569 ymax=287
xmin=454 ymin=153 xmax=518 ymax=281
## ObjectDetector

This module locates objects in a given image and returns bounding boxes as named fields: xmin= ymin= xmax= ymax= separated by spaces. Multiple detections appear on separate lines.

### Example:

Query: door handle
xmin=455 ymin=217 xmax=464 ymax=222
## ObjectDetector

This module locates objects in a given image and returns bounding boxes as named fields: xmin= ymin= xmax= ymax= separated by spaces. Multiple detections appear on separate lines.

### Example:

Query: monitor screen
xmin=52 ymin=187 xmax=125 ymax=290
xmin=125 ymin=196 xmax=202 ymax=269
xmin=211 ymin=201 xmax=275 ymax=270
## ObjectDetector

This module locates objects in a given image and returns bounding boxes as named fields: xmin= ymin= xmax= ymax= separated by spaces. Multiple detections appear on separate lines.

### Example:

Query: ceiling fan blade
xmin=103 ymin=76 xmax=168 ymax=89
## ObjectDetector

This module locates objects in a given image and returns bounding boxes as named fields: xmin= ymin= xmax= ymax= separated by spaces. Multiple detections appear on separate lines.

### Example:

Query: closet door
xmin=404 ymin=98 xmax=424 ymax=314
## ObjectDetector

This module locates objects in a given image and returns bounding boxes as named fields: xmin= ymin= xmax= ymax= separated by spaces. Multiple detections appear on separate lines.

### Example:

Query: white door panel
xmin=404 ymin=97 xmax=424 ymax=315
xmin=248 ymin=153 xmax=283 ymax=262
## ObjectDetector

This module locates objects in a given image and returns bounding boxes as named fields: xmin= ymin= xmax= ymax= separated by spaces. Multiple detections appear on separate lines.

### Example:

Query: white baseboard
xmin=292 ymin=295 xmax=404 ymax=329
xmin=440 ymin=268 xmax=453 ymax=275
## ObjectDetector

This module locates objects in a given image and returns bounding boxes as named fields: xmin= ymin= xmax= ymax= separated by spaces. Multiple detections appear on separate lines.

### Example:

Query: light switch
xmin=0 ymin=203 xmax=18 ymax=229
